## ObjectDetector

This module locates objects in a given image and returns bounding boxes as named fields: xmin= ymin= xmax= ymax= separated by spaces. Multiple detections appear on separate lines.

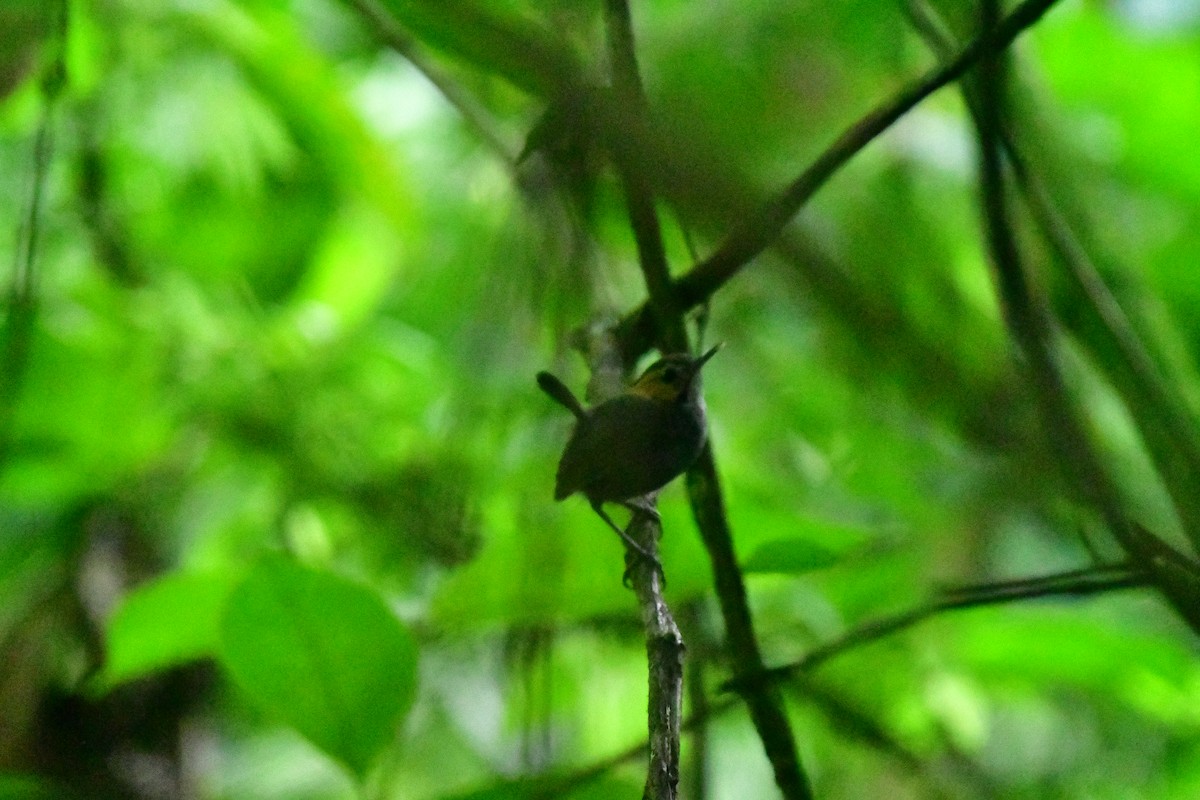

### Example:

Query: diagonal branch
xmin=755 ymin=563 xmax=1147 ymax=685
xmin=614 ymin=0 xmax=1065 ymax=362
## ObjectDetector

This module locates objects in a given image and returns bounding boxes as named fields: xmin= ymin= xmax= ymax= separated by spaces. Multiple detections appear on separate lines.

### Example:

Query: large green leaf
xmin=218 ymin=557 xmax=418 ymax=778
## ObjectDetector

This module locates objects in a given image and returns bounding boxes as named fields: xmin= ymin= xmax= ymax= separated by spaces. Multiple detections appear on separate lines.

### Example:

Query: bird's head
xmin=628 ymin=344 xmax=721 ymax=403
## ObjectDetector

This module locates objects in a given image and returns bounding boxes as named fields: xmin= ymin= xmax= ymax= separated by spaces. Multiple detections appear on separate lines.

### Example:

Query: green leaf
xmin=218 ymin=557 xmax=418 ymax=779
xmin=94 ymin=571 xmax=236 ymax=692
xmin=742 ymin=537 xmax=845 ymax=575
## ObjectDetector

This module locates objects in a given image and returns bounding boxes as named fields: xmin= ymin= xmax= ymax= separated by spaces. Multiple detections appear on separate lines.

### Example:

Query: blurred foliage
xmin=3 ymin=0 xmax=1200 ymax=798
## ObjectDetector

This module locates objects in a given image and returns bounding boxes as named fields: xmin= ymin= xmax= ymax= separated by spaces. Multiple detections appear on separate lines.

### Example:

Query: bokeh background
xmin=3 ymin=0 xmax=1200 ymax=798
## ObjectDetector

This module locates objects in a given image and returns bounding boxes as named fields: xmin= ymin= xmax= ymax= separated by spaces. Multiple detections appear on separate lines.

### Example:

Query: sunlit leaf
xmin=94 ymin=571 xmax=236 ymax=692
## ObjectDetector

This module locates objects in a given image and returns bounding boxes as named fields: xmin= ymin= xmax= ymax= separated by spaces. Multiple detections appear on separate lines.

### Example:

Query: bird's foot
xmin=621 ymin=498 xmax=661 ymax=523
xmin=618 ymin=501 xmax=666 ymax=587
xmin=591 ymin=500 xmax=666 ymax=588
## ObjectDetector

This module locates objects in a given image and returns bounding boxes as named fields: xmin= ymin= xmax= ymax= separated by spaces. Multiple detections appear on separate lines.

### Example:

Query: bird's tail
xmin=537 ymin=371 xmax=587 ymax=421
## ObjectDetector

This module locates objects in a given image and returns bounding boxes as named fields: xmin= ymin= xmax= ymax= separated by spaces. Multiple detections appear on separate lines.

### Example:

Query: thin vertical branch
xmin=602 ymin=1 xmax=812 ymax=798
xmin=685 ymin=458 xmax=813 ymax=799
xmin=602 ymin=0 xmax=679 ymax=343
xmin=601 ymin=4 xmax=684 ymax=797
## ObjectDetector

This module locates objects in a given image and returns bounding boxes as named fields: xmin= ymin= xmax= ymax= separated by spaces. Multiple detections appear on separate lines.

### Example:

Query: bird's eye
xmin=660 ymin=366 xmax=679 ymax=384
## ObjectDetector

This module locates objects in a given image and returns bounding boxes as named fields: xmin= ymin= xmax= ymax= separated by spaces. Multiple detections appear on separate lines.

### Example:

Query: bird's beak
xmin=693 ymin=343 xmax=723 ymax=371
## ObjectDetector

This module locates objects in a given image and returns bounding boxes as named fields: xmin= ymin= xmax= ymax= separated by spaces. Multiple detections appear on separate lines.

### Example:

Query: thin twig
xmin=971 ymin=0 xmax=1200 ymax=634
xmin=1027 ymin=173 xmax=1200 ymax=548
xmin=2 ymin=0 xmax=68 ymax=471
xmin=903 ymin=0 xmax=1200 ymax=558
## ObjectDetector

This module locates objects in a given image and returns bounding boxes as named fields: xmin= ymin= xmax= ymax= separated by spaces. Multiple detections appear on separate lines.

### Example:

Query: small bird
xmin=537 ymin=345 xmax=721 ymax=561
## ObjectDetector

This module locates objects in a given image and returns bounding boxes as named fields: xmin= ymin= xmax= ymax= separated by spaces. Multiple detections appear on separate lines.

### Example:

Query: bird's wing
xmin=554 ymin=395 xmax=667 ymax=501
